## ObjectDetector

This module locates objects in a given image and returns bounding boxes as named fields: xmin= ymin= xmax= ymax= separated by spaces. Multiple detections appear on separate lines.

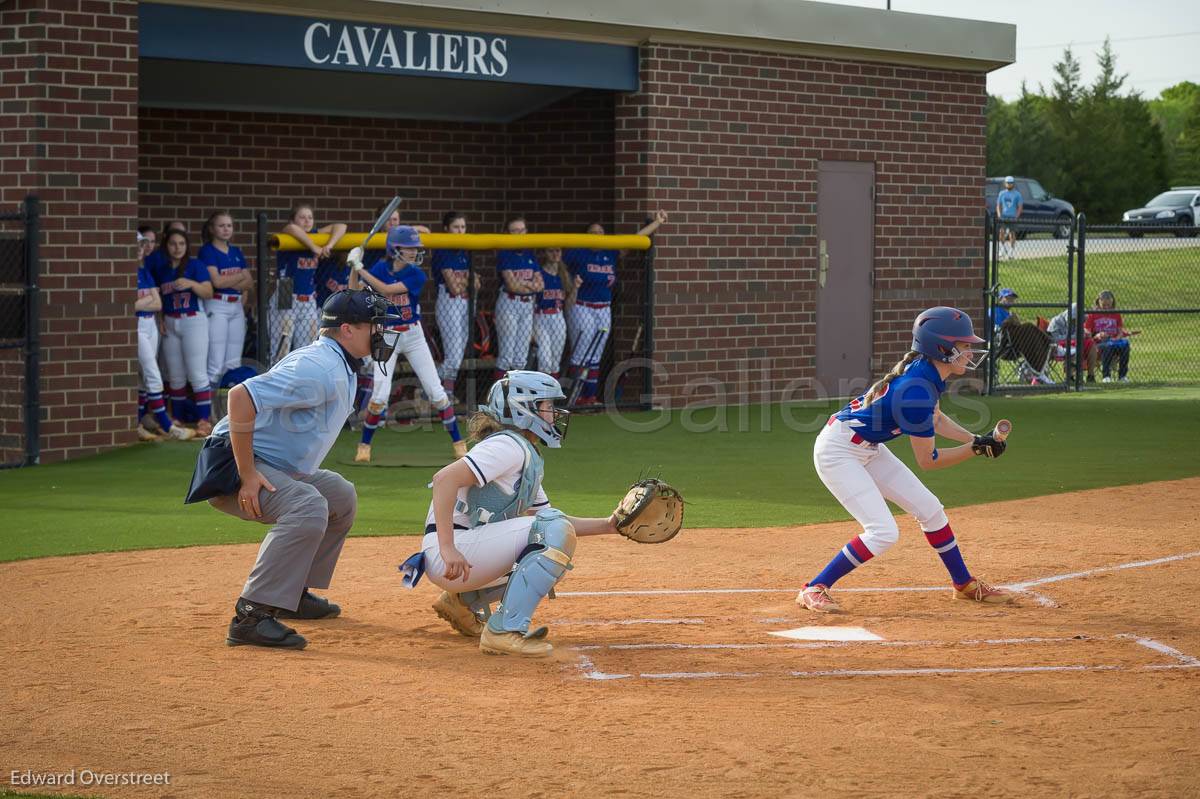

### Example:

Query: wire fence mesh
xmin=0 ymin=197 xmax=38 ymax=467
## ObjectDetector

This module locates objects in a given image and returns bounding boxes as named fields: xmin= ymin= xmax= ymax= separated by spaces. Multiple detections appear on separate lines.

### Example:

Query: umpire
xmin=187 ymin=289 xmax=398 ymax=649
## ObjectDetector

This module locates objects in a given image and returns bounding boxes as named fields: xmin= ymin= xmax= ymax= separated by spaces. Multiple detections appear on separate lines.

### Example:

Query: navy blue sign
xmin=139 ymin=3 xmax=638 ymax=91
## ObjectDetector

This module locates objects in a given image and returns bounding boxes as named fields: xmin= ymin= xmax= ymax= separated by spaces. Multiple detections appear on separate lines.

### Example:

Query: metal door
xmin=815 ymin=161 xmax=875 ymax=398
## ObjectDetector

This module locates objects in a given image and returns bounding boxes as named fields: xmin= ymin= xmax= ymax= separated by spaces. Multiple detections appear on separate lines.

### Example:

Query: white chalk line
xmin=554 ymin=618 xmax=705 ymax=627
xmin=572 ymin=636 xmax=1085 ymax=653
xmin=557 ymin=550 xmax=1200 ymax=598
xmin=1120 ymin=634 xmax=1200 ymax=667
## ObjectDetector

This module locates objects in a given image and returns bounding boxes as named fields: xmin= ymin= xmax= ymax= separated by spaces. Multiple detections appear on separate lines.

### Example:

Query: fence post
xmin=983 ymin=213 xmax=995 ymax=395
xmin=1066 ymin=213 xmax=1077 ymax=391
xmin=23 ymin=195 xmax=40 ymax=466
xmin=255 ymin=212 xmax=269 ymax=369
xmin=1075 ymin=213 xmax=1087 ymax=387
xmin=466 ymin=250 xmax=477 ymax=405
xmin=642 ymin=237 xmax=656 ymax=409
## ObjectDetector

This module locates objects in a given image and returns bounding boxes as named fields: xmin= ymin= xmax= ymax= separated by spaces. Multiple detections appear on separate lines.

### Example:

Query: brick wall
xmin=616 ymin=44 xmax=987 ymax=405
xmin=0 ymin=0 xmax=139 ymax=463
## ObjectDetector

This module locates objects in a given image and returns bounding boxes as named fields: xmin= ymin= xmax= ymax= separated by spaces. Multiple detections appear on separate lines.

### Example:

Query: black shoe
xmin=1086 ymin=374 xmax=1096 ymax=383
xmin=226 ymin=599 xmax=307 ymax=649
xmin=276 ymin=590 xmax=341 ymax=620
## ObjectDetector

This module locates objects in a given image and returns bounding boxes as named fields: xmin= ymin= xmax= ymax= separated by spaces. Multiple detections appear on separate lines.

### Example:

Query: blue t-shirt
xmin=136 ymin=265 xmax=157 ymax=318
xmin=367 ymin=259 xmax=426 ymax=326
xmin=212 ymin=336 xmax=359 ymax=475
xmin=990 ymin=305 xmax=1012 ymax=328
xmin=564 ymin=248 xmax=616 ymax=303
xmin=997 ymin=188 xmax=1022 ymax=219
xmin=199 ymin=243 xmax=248 ymax=298
xmin=153 ymin=257 xmax=210 ymax=316
xmin=834 ymin=357 xmax=945 ymax=443
xmin=496 ymin=249 xmax=539 ymax=296
xmin=433 ymin=249 xmax=470 ymax=292
xmin=537 ymin=268 xmax=566 ymax=313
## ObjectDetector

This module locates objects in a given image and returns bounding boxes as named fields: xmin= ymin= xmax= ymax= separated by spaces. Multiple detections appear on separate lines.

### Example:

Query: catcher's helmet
xmin=912 ymin=306 xmax=986 ymax=368
xmin=480 ymin=371 xmax=569 ymax=448
xmin=386 ymin=225 xmax=425 ymax=264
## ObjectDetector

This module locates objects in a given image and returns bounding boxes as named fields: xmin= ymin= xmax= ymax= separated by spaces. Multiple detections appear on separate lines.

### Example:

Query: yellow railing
xmin=270 ymin=232 xmax=652 ymax=252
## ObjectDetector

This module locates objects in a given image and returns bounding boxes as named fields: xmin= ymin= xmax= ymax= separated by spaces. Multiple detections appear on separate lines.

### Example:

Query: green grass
xmin=2 ymin=390 xmax=1199 ymax=563
xmin=1000 ymin=247 xmax=1200 ymax=383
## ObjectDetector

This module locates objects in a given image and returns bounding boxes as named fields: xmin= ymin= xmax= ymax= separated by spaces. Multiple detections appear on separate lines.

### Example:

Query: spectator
xmin=1046 ymin=302 xmax=1097 ymax=383
xmin=274 ymin=203 xmax=347 ymax=362
xmin=995 ymin=176 xmax=1022 ymax=260
xmin=1086 ymin=290 xmax=1135 ymax=383
xmin=200 ymin=210 xmax=252 ymax=388
xmin=992 ymin=288 xmax=1054 ymax=384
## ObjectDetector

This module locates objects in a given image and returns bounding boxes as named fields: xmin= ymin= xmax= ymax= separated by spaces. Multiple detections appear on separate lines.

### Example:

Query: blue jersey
xmin=496 ymin=249 xmax=539 ymax=296
xmin=143 ymin=249 xmax=168 ymax=274
xmin=433 ymin=249 xmax=470 ymax=292
xmin=367 ymin=259 xmax=426 ymax=326
xmin=537 ymin=268 xmax=565 ymax=313
xmin=277 ymin=228 xmax=322 ymax=297
xmin=198 ymin=242 xmax=247 ymax=298
xmin=317 ymin=264 xmax=350 ymax=306
xmin=154 ymin=257 xmax=210 ymax=316
xmin=136 ymin=265 xmax=157 ymax=318
xmin=564 ymin=248 xmax=616 ymax=303
xmin=997 ymin=188 xmax=1022 ymax=219
xmin=833 ymin=357 xmax=945 ymax=443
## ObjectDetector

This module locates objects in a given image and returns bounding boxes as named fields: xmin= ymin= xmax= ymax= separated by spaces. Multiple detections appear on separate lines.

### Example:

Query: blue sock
xmin=925 ymin=525 xmax=972 ymax=585
xmin=438 ymin=406 xmax=462 ymax=442
xmin=810 ymin=536 xmax=874 ymax=588
xmin=362 ymin=410 xmax=383 ymax=445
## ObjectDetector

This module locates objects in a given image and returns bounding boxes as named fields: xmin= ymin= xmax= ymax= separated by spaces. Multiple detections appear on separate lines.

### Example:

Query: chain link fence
xmin=984 ymin=213 xmax=1200 ymax=392
xmin=0 ymin=196 xmax=40 ymax=468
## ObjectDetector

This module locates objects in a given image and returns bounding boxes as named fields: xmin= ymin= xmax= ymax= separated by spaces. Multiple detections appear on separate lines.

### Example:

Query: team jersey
xmin=367 ymin=258 xmax=426 ymax=326
xmin=316 ymin=264 xmax=350 ymax=306
xmin=833 ymin=357 xmax=945 ymax=443
xmin=423 ymin=433 xmax=550 ymax=529
xmin=997 ymin=188 xmax=1022 ymax=219
xmin=496 ymin=249 xmax=539 ymax=296
xmin=199 ymin=242 xmax=247 ymax=298
xmin=1085 ymin=311 xmax=1124 ymax=338
xmin=143 ymin=248 xmax=168 ymax=274
xmin=564 ymin=248 xmax=616 ymax=303
xmin=433 ymin=249 xmax=470 ymax=293
xmin=277 ymin=227 xmax=321 ymax=297
xmin=136 ymin=265 xmax=157 ymax=318
xmin=154 ymin=257 xmax=211 ymax=316
xmin=537 ymin=268 xmax=566 ymax=313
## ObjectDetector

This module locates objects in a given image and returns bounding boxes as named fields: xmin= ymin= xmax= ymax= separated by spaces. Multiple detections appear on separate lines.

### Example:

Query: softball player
xmin=433 ymin=211 xmax=472 ymax=397
xmin=272 ymin=203 xmax=347 ymax=363
xmin=564 ymin=211 xmax=667 ymax=405
xmin=349 ymin=226 xmax=465 ymax=461
xmin=400 ymin=370 xmax=623 ymax=658
xmin=493 ymin=216 xmax=542 ymax=379
xmin=152 ymin=229 xmax=215 ymax=435
xmin=798 ymin=306 xmax=1014 ymax=613
xmin=199 ymin=211 xmax=252 ymax=388
xmin=135 ymin=237 xmax=195 ymax=442
xmin=533 ymin=247 xmax=571 ymax=378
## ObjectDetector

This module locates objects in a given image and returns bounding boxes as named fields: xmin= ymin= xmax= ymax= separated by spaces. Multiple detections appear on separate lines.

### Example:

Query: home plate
xmin=769 ymin=626 xmax=883 ymax=642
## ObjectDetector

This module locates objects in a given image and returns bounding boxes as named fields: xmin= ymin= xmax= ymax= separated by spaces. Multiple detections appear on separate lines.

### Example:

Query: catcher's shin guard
xmin=486 ymin=509 xmax=576 ymax=636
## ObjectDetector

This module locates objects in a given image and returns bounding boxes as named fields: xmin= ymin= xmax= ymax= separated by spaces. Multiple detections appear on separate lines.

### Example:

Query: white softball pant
xmin=534 ymin=311 xmax=566 ymax=374
xmin=368 ymin=322 xmax=450 ymax=411
xmin=421 ymin=515 xmax=538 ymax=592
xmin=568 ymin=303 xmax=611 ymax=367
xmin=812 ymin=419 xmax=948 ymax=557
xmin=435 ymin=286 xmax=469 ymax=382
xmin=495 ymin=294 xmax=534 ymax=372
xmin=206 ymin=296 xmax=246 ymax=386
xmin=268 ymin=294 xmax=318 ymax=364
xmin=137 ymin=316 xmax=163 ymax=394
xmin=162 ymin=313 xmax=210 ymax=392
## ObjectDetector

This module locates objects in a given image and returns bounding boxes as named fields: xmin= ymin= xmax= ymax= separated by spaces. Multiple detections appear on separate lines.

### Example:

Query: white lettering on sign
xmin=303 ymin=22 xmax=508 ymax=76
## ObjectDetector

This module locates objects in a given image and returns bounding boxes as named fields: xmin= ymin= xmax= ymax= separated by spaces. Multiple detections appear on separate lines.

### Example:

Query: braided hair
xmin=859 ymin=350 xmax=922 ymax=409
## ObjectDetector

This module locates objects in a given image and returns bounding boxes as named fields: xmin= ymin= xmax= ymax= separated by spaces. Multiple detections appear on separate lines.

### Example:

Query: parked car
xmin=1122 ymin=188 xmax=1200 ymax=237
xmin=985 ymin=176 xmax=1076 ymax=239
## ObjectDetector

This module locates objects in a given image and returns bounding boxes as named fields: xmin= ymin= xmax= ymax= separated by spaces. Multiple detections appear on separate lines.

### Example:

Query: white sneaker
xmin=1119 ymin=376 xmax=1131 ymax=383
xmin=1102 ymin=376 xmax=1113 ymax=383
xmin=167 ymin=425 xmax=196 ymax=441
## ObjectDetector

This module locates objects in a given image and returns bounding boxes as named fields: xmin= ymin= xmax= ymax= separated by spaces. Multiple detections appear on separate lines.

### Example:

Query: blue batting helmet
xmin=385 ymin=225 xmax=424 ymax=259
xmin=912 ymin=306 xmax=985 ymax=364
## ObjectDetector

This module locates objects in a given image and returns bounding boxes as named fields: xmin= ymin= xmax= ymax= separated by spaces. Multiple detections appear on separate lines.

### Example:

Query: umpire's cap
xmin=320 ymin=288 xmax=399 ymax=327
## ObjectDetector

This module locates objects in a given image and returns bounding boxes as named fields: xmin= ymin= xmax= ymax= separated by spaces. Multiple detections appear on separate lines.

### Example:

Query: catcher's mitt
xmin=612 ymin=478 xmax=683 ymax=544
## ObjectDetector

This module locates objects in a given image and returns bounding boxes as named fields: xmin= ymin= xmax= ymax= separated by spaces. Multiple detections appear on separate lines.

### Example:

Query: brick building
xmin=1 ymin=0 xmax=1013 ymax=463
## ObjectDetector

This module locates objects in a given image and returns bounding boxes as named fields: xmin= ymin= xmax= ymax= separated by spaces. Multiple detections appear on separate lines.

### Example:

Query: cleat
xmin=479 ymin=626 xmax=553 ymax=658
xmin=355 ymin=443 xmax=371 ymax=463
xmin=452 ymin=440 xmax=467 ymax=459
xmin=432 ymin=591 xmax=484 ymax=637
xmin=137 ymin=425 xmax=159 ymax=441
xmin=167 ymin=424 xmax=196 ymax=441
xmin=953 ymin=579 xmax=1015 ymax=604
xmin=276 ymin=590 xmax=341 ymax=620
xmin=797 ymin=583 xmax=842 ymax=613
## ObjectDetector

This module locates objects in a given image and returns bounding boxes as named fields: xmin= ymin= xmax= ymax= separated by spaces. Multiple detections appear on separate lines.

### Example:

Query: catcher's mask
xmin=480 ymin=371 xmax=570 ymax=448
xmin=321 ymin=288 xmax=401 ymax=374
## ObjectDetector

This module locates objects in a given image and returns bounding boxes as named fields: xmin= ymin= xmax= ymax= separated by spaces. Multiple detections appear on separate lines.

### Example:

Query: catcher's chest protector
xmin=460 ymin=430 xmax=544 ymax=527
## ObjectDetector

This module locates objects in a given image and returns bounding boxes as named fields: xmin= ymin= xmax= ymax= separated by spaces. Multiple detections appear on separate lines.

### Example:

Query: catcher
xmin=398 ymin=370 xmax=683 ymax=658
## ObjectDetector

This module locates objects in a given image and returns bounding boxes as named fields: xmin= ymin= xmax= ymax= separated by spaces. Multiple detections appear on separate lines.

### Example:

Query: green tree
xmin=1174 ymin=101 xmax=1200 ymax=186
xmin=1150 ymin=82 xmax=1200 ymax=185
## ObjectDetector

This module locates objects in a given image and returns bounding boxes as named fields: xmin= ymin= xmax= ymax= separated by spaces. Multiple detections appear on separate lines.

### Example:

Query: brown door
xmin=815 ymin=160 xmax=875 ymax=398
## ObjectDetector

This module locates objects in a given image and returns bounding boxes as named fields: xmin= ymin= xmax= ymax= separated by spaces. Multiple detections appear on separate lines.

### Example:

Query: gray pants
xmin=210 ymin=462 xmax=357 ymax=612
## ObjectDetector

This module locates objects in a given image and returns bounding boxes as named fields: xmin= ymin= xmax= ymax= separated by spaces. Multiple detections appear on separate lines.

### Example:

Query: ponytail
xmin=466 ymin=412 xmax=504 ymax=444
xmin=860 ymin=351 xmax=922 ymax=408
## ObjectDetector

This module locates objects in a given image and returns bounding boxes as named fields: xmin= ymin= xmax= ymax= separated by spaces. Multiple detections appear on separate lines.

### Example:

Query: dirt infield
xmin=3 ymin=479 xmax=1199 ymax=798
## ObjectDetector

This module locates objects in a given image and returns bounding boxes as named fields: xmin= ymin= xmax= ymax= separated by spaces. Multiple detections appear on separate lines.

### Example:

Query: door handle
xmin=819 ymin=240 xmax=829 ymax=288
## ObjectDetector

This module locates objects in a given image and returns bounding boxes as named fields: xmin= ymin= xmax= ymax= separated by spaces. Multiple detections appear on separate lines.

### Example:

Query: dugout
xmin=1 ymin=0 xmax=1014 ymax=462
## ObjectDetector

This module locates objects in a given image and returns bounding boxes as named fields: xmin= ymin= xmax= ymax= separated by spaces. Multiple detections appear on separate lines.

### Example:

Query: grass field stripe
xmin=1004 ymin=550 xmax=1200 ymax=590
xmin=1119 ymin=634 xmax=1200 ymax=666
